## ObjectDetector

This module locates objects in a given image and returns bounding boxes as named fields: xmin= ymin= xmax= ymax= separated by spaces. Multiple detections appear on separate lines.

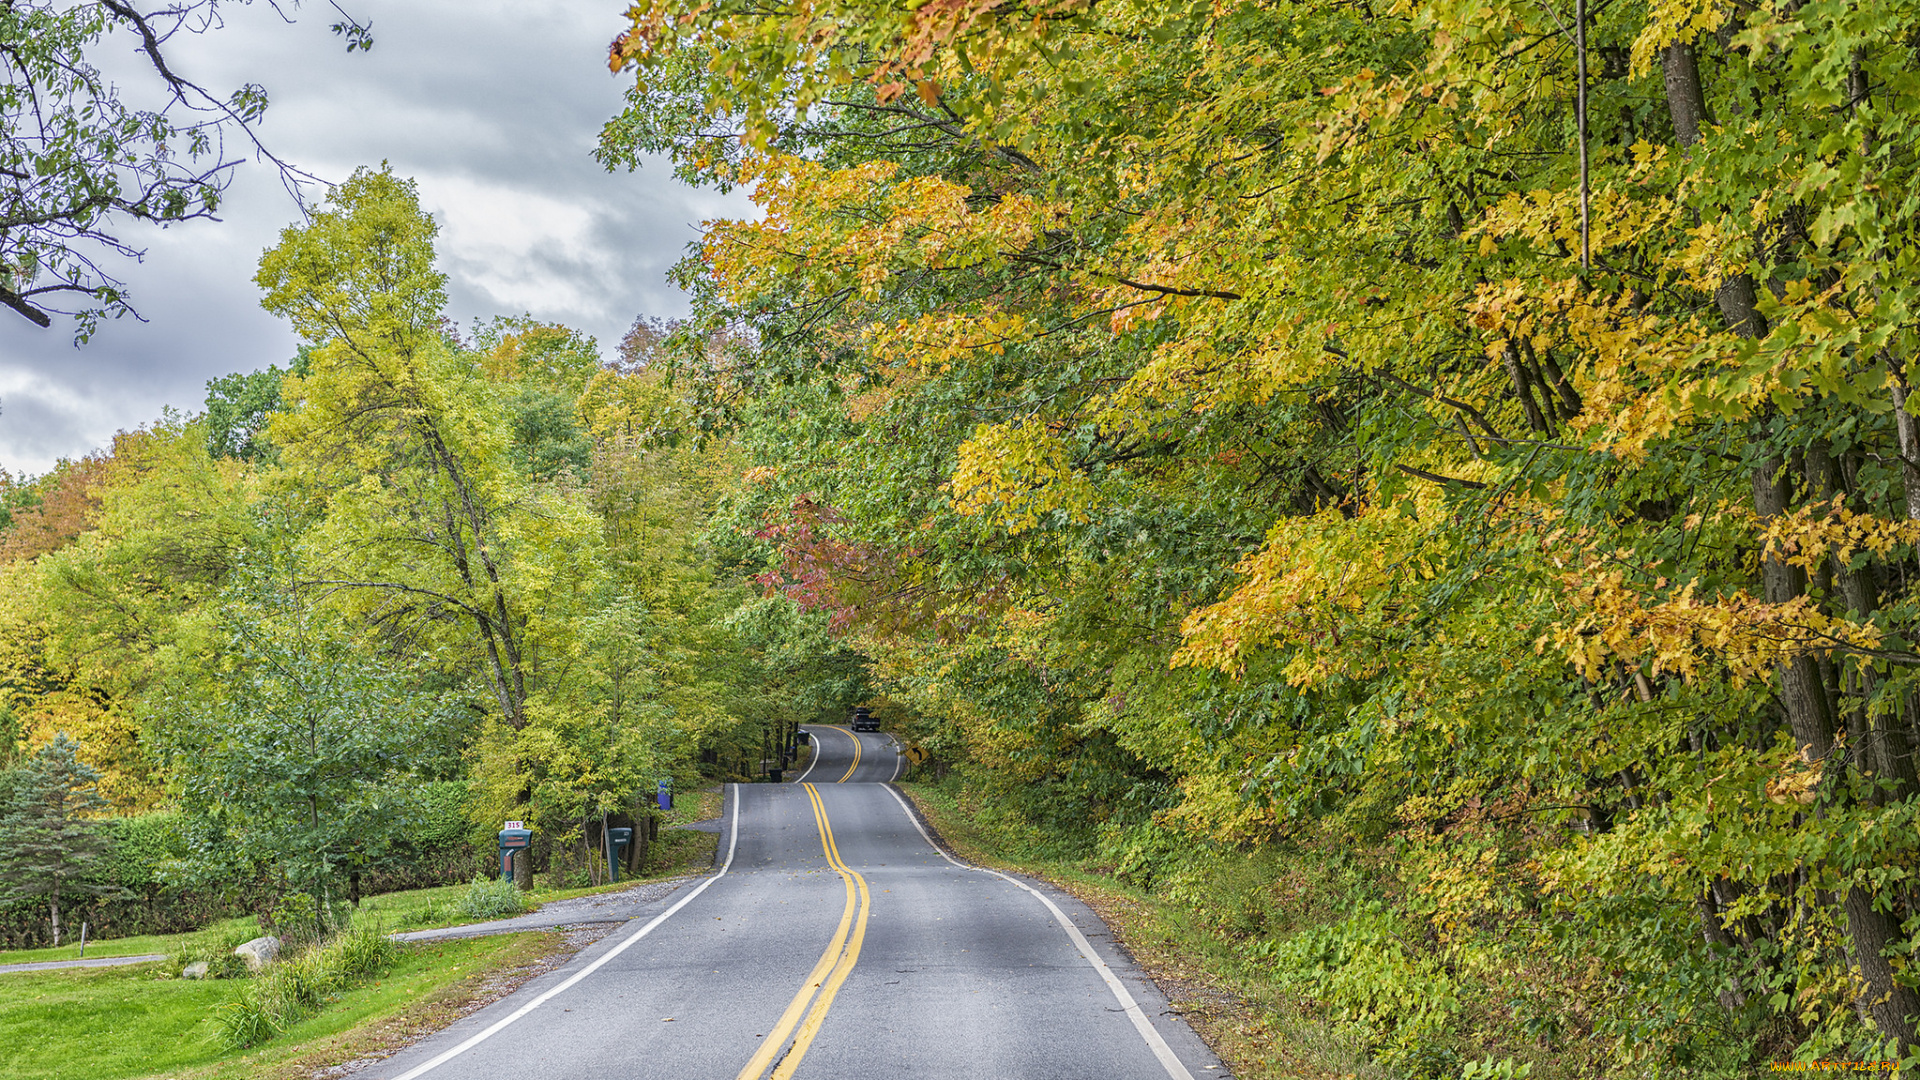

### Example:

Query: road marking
xmin=734 ymin=786 xmax=854 ymax=1080
xmin=737 ymin=783 xmax=870 ymax=1080
xmin=878 ymin=784 xmax=1198 ymax=1080
xmin=774 ymin=784 xmax=870 ymax=1078
xmin=794 ymin=727 xmax=825 ymax=784
xmin=836 ymin=727 xmax=862 ymax=783
xmin=387 ymin=785 xmax=742 ymax=1080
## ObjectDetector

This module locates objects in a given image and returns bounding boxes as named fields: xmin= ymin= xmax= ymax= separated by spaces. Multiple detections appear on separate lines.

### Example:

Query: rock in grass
xmin=181 ymin=960 xmax=209 ymax=979
xmin=233 ymin=935 xmax=281 ymax=972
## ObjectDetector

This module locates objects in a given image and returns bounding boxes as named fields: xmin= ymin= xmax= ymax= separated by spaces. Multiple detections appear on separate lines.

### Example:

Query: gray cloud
xmin=0 ymin=0 xmax=747 ymax=475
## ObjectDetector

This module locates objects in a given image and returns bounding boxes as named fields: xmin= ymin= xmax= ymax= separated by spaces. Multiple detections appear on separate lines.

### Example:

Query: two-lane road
xmin=368 ymin=726 xmax=1226 ymax=1079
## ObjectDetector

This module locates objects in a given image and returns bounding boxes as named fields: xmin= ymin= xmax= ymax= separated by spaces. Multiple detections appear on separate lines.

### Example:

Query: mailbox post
xmin=605 ymin=827 xmax=633 ymax=883
xmin=498 ymin=826 xmax=532 ymax=885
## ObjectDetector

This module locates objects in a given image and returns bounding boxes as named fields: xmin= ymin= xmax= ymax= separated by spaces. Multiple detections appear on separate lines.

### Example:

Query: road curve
xmin=364 ymin=728 xmax=1227 ymax=1080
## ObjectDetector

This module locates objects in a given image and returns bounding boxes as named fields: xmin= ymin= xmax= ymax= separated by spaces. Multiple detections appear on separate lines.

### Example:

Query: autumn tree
xmin=256 ymin=167 xmax=604 ymax=733
xmin=607 ymin=0 xmax=1920 ymax=1066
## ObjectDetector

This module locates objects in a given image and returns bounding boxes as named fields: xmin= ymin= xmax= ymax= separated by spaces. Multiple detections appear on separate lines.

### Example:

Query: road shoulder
xmin=886 ymin=782 xmax=1235 ymax=1079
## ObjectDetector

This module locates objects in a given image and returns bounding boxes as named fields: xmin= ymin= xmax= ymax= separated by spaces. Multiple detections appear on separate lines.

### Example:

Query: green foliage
xmin=408 ymin=782 xmax=475 ymax=850
xmin=102 ymin=811 xmax=186 ymax=892
xmin=203 ymin=357 xmax=302 ymax=463
xmin=158 ymin=577 xmax=460 ymax=921
xmin=0 ymin=470 xmax=34 ymax=536
xmin=209 ymin=922 xmax=399 ymax=1049
xmin=0 ymin=1 xmax=285 ymax=334
xmin=436 ymin=875 xmax=527 ymax=923
xmin=0 ymin=734 xmax=119 ymax=945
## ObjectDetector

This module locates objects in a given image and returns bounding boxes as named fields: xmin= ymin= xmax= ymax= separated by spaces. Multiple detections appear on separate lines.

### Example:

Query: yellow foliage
xmin=1172 ymin=502 xmax=1436 ymax=683
xmin=950 ymin=420 xmax=1100 ymax=534
xmin=1550 ymin=567 xmax=1882 ymax=683
xmin=1747 ymin=496 xmax=1920 ymax=571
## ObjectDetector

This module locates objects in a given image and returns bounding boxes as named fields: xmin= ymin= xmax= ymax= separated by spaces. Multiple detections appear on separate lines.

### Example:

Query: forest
xmin=0 ymin=168 xmax=861 ymax=952
xmin=616 ymin=0 xmax=1920 ymax=1073
xmin=2 ymin=0 xmax=1919 ymax=1074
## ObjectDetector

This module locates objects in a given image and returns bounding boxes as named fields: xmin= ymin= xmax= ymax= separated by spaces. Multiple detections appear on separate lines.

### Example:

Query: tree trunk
xmin=1888 ymin=365 xmax=1920 ymax=522
xmin=1662 ymin=40 xmax=1712 ymax=147
xmin=1501 ymin=343 xmax=1551 ymax=434
xmin=50 ymin=893 xmax=59 ymax=948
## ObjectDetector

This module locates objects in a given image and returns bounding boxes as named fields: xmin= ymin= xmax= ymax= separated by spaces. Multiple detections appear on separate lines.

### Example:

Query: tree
xmin=0 ymin=417 xmax=259 ymax=808
xmin=257 ymin=168 xmax=605 ymax=733
xmin=159 ymin=584 xmax=454 ymax=924
xmin=607 ymin=0 xmax=1920 ymax=1065
xmin=0 ymin=733 xmax=115 ymax=945
xmin=204 ymin=351 xmax=309 ymax=463
xmin=0 ymin=1 xmax=370 ymax=336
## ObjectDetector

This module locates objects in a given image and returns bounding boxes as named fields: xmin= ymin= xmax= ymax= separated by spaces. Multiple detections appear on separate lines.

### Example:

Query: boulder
xmin=233 ymin=935 xmax=281 ymax=972
xmin=181 ymin=960 xmax=209 ymax=980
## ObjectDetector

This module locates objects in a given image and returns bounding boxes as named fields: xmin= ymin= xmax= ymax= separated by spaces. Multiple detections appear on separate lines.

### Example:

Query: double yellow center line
xmin=837 ymin=728 xmax=862 ymax=783
xmin=735 ymin=783 xmax=870 ymax=1080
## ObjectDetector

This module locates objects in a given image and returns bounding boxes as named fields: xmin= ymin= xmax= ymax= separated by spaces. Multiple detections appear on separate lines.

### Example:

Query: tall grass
xmin=413 ymin=876 xmax=527 ymax=926
xmin=209 ymin=922 xmax=399 ymax=1049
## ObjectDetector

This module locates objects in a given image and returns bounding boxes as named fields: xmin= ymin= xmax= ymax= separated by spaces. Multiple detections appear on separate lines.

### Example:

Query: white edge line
xmin=391 ymin=784 xmax=741 ymax=1080
xmin=879 ymin=784 xmax=1196 ymax=1080
xmin=888 ymin=738 xmax=904 ymax=783
xmin=794 ymin=727 xmax=823 ymax=783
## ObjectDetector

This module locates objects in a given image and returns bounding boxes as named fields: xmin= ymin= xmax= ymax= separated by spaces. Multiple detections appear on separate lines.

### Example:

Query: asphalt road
xmin=366 ymin=725 xmax=1227 ymax=1080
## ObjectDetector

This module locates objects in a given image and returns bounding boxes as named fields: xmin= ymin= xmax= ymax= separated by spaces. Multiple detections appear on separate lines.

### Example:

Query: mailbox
xmin=605 ymin=827 xmax=633 ymax=883
xmin=498 ymin=828 xmax=532 ymax=883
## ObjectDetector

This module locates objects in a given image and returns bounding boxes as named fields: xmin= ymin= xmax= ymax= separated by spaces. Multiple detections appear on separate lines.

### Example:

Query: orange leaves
xmin=606 ymin=1 xmax=681 ymax=72
xmin=1764 ymin=744 xmax=1825 ymax=805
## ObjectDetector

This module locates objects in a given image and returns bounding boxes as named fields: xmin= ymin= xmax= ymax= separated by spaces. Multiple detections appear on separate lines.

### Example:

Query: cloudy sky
xmin=0 ymin=0 xmax=749 ymax=476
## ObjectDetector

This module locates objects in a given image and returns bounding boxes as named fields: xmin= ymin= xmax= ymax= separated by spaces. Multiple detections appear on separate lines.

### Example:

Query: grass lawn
xmin=0 ymin=932 xmax=563 ymax=1080
xmin=0 ymin=786 xmax=727 ymax=966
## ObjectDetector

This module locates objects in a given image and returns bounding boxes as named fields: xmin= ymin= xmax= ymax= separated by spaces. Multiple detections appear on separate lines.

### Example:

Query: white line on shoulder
xmin=390 ymin=784 xmax=742 ymax=1080
xmin=877 ymin=783 xmax=1196 ymax=1080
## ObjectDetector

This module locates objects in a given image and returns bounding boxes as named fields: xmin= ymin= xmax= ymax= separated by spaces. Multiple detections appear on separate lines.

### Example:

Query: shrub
xmin=451 ymin=875 xmax=526 ymax=921
xmin=209 ymin=922 xmax=398 ymax=1049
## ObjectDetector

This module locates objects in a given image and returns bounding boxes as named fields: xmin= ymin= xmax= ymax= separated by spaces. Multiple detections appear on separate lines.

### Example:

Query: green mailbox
xmin=605 ymin=827 xmax=633 ymax=883
xmin=498 ymin=827 xmax=532 ymax=883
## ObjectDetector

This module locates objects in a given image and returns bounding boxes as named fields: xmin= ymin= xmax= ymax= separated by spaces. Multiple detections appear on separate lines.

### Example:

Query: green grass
xmin=0 ymin=932 xmax=555 ymax=1080
xmin=2 ymin=793 xmax=728 ymax=967
xmin=0 ymin=915 xmax=269 ymax=968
